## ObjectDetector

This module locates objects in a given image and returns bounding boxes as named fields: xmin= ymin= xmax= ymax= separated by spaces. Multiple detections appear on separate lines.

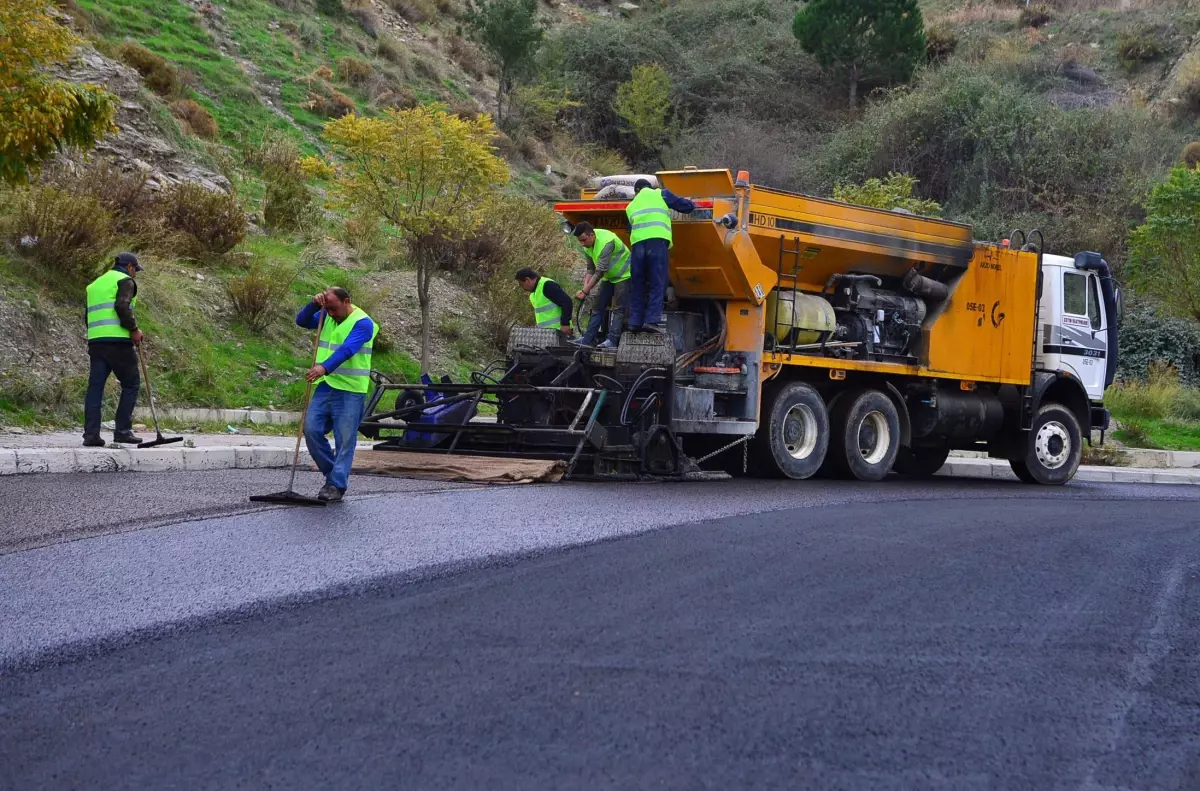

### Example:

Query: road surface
xmin=1 ymin=472 xmax=1198 ymax=790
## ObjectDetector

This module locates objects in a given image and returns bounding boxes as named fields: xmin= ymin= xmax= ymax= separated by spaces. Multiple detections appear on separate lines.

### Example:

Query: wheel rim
xmin=782 ymin=404 xmax=818 ymax=460
xmin=1035 ymin=421 xmax=1070 ymax=469
xmin=858 ymin=411 xmax=890 ymax=466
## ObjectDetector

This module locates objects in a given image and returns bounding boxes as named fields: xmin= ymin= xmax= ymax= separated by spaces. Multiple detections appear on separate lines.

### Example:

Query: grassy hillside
xmin=3 ymin=0 xmax=1200 ymax=434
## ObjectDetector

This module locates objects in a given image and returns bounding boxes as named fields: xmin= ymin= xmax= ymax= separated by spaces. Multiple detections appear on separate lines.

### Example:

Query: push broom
xmin=135 ymin=344 xmax=183 ymax=449
xmin=250 ymin=311 xmax=327 ymax=506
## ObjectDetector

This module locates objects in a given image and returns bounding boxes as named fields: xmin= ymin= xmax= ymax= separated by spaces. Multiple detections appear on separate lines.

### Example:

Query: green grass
xmin=1114 ymin=419 xmax=1200 ymax=452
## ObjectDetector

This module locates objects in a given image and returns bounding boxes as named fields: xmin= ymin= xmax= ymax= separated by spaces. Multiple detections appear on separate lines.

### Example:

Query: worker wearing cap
xmin=295 ymin=287 xmax=378 ymax=503
xmin=516 ymin=267 xmax=574 ymax=335
xmin=82 ymin=252 xmax=145 ymax=447
xmin=571 ymin=222 xmax=631 ymax=349
xmin=625 ymin=178 xmax=695 ymax=334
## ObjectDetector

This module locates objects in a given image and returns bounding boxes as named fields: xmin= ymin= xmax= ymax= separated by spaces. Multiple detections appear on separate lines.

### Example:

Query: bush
xmin=299 ymin=20 xmax=323 ymax=49
xmin=1116 ymin=30 xmax=1164 ymax=70
xmin=344 ymin=0 xmax=381 ymax=37
xmin=833 ymin=172 xmax=942 ymax=216
xmin=1183 ymin=141 xmax=1200 ymax=169
xmin=667 ymin=113 xmax=806 ymax=191
xmin=259 ymin=136 xmax=316 ymax=234
xmin=316 ymin=0 xmax=343 ymax=16
xmin=448 ymin=35 xmax=486 ymax=80
xmin=1018 ymin=4 xmax=1052 ymax=29
xmin=925 ymin=25 xmax=958 ymax=65
xmin=388 ymin=0 xmax=436 ymax=22
xmin=225 ymin=259 xmax=292 ymax=332
xmin=170 ymin=99 xmax=219 ymax=139
xmin=341 ymin=213 xmax=389 ymax=263
xmin=117 ymin=41 xmax=180 ymax=97
xmin=376 ymin=35 xmax=407 ymax=66
xmin=1116 ymin=300 xmax=1200 ymax=386
xmin=307 ymin=89 xmax=357 ymax=118
xmin=160 ymin=183 xmax=247 ymax=259
xmin=6 ymin=186 xmax=116 ymax=284
xmin=1171 ymin=385 xmax=1200 ymax=422
xmin=1173 ymin=53 xmax=1200 ymax=117
xmin=1106 ymin=361 xmax=1178 ymax=421
xmin=336 ymin=56 xmax=373 ymax=86
xmin=43 ymin=160 xmax=151 ymax=235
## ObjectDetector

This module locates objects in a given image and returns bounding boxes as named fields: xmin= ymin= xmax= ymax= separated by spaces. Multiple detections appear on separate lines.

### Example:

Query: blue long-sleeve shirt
xmin=295 ymin=302 xmax=375 ymax=387
xmin=625 ymin=188 xmax=696 ymax=236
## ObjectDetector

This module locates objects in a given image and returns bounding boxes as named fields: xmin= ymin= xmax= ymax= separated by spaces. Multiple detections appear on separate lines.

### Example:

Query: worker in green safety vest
xmin=571 ymin=221 xmax=630 ymax=349
xmin=625 ymin=178 xmax=696 ymax=334
xmin=515 ymin=267 xmax=574 ymax=336
xmin=295 ymin=287 xmax=378 ymax=502
xmin=82 ymin=252 xmax=146 ymax=447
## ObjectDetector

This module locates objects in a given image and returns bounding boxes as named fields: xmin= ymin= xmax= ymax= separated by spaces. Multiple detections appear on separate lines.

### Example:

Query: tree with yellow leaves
xmin=0 ymin=0 xmax=118 ymax=184
xmin=307 ymin=105 xmax=510 ymax=374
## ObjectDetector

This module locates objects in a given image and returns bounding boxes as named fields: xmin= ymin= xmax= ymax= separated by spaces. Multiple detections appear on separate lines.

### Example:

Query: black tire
xmin=751 ymin=381 xmax=829 ymax=479
xmin=893 ymin=446 xmax=951 ymax=478
xmin=1009 ymin=402 xmax=1082 ymax=485
xmin=829 ymin=389 xmax=902 ymax=482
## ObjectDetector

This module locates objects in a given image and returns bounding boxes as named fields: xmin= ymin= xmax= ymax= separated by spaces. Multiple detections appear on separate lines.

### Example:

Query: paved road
xmin=2 ymin=478 xmax=1199 ymax=789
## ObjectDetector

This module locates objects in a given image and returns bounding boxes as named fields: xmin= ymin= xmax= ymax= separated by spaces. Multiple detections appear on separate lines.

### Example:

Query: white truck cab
xmin=1036 ymin=253 xmax=1118 ymax=402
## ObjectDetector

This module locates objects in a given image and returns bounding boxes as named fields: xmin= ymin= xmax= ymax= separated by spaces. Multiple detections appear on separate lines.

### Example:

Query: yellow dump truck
xmin=361 ymin=168 xmax=1119 ymax=485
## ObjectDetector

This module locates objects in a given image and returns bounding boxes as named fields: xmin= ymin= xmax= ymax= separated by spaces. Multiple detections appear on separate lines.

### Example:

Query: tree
xmin=0 ymin=0 xmax=118 ymax=184
xmin=1127 ymin=164 xmax=1200 ymax=323
xmin=833 ymin=172 xmax=941 ymax=216
xmin=307 ymin=106 xmax=510 ymax=374
xmin=613 ymin=63 xmax=673 ymax=166
xmin=463 ymin=0 xmax=544 ymax=127
xmin=792 ymin=0 xmax=925 ymax=107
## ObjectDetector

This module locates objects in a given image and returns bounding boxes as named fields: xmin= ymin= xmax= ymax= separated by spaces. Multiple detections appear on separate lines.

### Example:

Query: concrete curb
xmin=2 ymin=446 xmax=1199 ymax=483
xmin=132 ymin=407 xmax=302 ymax=425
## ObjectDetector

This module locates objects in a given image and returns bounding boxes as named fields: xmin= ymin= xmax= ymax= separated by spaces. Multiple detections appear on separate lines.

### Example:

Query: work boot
xmin=317 ymin=483 xmax=343 ymax=502
xmin=625 ymin=325 xmax=642 ymax=334
xmin=112 ymin=431 xmax=143 ymax=444
xmin=642 ymin=323 xmax=667 ymax=335
xmin=82 ymin=435 xmax=105 ymax=448
xmin=597 ymin=338 xmax=618 ymax=349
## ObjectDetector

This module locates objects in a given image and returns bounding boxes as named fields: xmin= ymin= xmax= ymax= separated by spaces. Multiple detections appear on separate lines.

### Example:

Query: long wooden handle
xmin=136 ymin=345 xmax=163 ymax=435
xmin=287 ymin=310 xmax=326 ymax=491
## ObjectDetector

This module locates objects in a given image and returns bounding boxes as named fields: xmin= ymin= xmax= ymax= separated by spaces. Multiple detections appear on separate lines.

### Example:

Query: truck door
xmin=1058 ymin=270 xmax=1108 ymax=400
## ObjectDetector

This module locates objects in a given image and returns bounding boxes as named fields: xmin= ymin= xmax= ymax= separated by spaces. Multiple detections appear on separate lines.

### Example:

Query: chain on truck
xmin=358 ymin=168 xmax=1120 ymax=485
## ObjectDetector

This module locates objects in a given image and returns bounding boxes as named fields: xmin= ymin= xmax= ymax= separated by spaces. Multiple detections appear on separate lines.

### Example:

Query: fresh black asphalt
xmin=3 ymin=493 xmax=1198 ymax=790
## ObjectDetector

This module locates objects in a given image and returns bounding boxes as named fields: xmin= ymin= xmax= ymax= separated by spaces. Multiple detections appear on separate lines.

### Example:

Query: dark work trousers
xmin=627 ymin=238 xmax=670 ymax=328
xmin=84 ymin=342 xmax=140 ymax=437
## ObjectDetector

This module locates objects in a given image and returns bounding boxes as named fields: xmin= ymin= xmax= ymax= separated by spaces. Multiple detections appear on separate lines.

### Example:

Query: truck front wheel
xmin=1009 ymin=403 xmax=1082 ymax=485
xmin=753 ymin=381 xmax=829 ymax=479
xmin=829 ymin=389 xmax=901 ymax=482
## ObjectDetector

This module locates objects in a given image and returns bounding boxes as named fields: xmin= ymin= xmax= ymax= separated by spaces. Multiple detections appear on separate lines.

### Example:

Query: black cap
xmin=115 ymin=252 xmax=143 ymax=272
xmin=572 ymin=221 xmax=594 ymax=238
xmin=634 ymin=179 xmax=652 ymax=192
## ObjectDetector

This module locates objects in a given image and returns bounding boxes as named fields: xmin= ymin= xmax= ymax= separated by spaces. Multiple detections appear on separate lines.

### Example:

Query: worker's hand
xmin=131 ymin=329 xmax=144 ymax=346
xmin=305 ymin=364 xmax=327 ymax=383
xmin=576 ymin=290 xmax=588 ymax=300
xmin=313 ymin=292 xmax=327 ymax=307
xmin=561 ymin=325 xmax=574 ymax=337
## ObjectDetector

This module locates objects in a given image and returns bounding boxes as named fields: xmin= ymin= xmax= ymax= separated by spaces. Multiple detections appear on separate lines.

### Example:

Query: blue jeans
xmin=84 ymin=342 xmax=139 ymax=437
xmin=304 ymin=384 xmax=365 ymax=491
xmin=581 ymin=279 xmax=630 ymax=345
xmin=628 ymin=238 xmax=670 ymax=327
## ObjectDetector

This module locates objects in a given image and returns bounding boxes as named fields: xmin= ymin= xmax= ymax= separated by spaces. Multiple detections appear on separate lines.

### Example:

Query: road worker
xmin=516 ymin=267 xmax=574 ymax=336
xmin=625 ymin=179 xmax=695 ymax=334
xmin=571 ymin=221 xmax=630 ymax=349
xmin=83 ymin=252 xmax=145 ymax=447
xmin=295 ymin=287 xmax=377 ymax=502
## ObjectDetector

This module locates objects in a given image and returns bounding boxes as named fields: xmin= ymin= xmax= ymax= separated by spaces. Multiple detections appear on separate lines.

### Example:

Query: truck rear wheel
xmin=893 ymin=446 xmax=951 ymax=478
xmin=753 ymin=382 xmax=829 ymax=479
xmin=1009 ymin=402 xmax=1082 ymax=485
xmin=829 ymin=389 xmax=901 ymax=482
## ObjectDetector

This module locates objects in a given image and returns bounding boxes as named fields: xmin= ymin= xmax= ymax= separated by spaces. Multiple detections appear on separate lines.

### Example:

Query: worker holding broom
xmin=295 ymin=287 xmax=377 ymax=503
xmin=83 ymin=252 xmax=145 ymax=447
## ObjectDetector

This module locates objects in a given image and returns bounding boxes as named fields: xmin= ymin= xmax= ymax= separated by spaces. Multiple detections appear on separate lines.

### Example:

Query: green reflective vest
xmin=588 ymin=228 xmax=631 ymax=284
xmin=626 ymin=187 xmax=673 ymax=247
xmin=86 ymin=269 xmax=137 ymax=341
xmin=529 ymin=277 xmax=565 ymax=329
xmin=317 ymin=306 xmax=378 ymax=394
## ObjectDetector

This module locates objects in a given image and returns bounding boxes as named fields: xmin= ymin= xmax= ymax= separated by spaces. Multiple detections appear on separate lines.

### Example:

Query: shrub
xmin=316 ymin=0 xmax=343 ymax=16
xmin=1105 ymin=362 xmax=1178 ymax=421
xmin=376 ymin=35 xmax=407 ymax=66
xmin=299 ymin=19 xmax=323 ymax=49
xmin=260 ymin=136 xmax=316 ymax=233
xmin=586 ymin=145 xmax=629 ymax=176
xmin=170 ymin=99 xmax=219 ymax=139
xmin=667 ymin=113 xmax=805 ymax=191
xmin=116 ymin=41 xmax=180 ymax=97
xmin=1018 ymin=4 xmax=1052 ymax=29
xmin=344 ymin=0 xmax=381 ymax=37
xmin=1172 ymin=53 xmax=1200 ymax=116
xmin=336 ymin=56 xmax=373 ymax=86
xmin=6 ymin=186 xmax=116 ymax=284
xmin=925 ymin=25 xmax=958 ymax=64
xmin=1171 ymin=385 xmax=1200 ymax=422
xmin=1183 ymin=141 xmax=1200 ymax=169
xmin=308 ymin=90 xmax=357 ymax=118
xmin=1116 ymin=300 xmax=1200 ymax=386
xmin=341 ymin=212 xmax=388 ymax=263
xmin=43 ymin=160 xmax=151 ymax=234
xmin=833 ymin=172 xmax=942 ymax=216
xmin=1116 ymin=30 xmax=1164 ymax=70
xmin=160 ymin=183 xmax=247 ymax=259
xmin=448 ymin=35 xmax=486 ymax=80
xmin=388 ymin=0 xmax=436 ymax=22
xmin=225 ymin=259 xmax=292 ymax=332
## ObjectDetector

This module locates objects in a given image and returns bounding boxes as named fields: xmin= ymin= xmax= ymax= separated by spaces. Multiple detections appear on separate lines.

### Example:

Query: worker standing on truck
xmin=625 ymin=178 xmax=695 ymax=334
xmin=516 ymin=267 xmax=574 ymax=336
xmin=295 ymin=287 xmax=378 ymax=503
xmin=82 ymin=252 xmax=145 ymax=448
xmin=571 ymin=221 xmax=630 ymax=349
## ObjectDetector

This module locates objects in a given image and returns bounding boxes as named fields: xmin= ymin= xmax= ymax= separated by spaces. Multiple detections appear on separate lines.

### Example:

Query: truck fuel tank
xmin=764 ymin=292 xmax=836 ymax=345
